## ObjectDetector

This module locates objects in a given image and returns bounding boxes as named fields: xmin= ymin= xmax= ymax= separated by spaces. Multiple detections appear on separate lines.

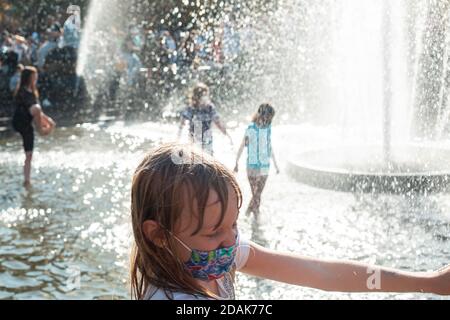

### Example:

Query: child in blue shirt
xmin=178 ymin=83 xmax=233 ymax=155
xmin=235 ymin=104 xmax=280 ymax=218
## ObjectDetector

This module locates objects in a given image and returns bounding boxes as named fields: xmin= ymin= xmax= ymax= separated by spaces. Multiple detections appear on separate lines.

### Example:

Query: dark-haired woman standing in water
xmin=12 ymin=66 xmax=55 ymax=188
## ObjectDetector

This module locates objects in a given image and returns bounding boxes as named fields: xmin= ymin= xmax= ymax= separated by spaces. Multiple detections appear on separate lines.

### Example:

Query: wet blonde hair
xmin=130 ymin=143 xmax=243 ymax=300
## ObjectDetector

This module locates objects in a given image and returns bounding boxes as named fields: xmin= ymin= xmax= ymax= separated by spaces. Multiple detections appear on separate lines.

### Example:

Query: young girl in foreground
xmin=235 ymin=104 xmax=280 ymax=218
xmin=130 ymin=143 xmax=450 ymax=300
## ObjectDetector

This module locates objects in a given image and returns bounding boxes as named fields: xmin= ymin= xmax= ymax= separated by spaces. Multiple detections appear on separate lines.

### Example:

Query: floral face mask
xmin=171 ymin=232 xmax=239 ymax=281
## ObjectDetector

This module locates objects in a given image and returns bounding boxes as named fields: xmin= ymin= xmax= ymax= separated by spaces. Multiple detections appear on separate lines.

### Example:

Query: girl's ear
xmin=142 ymin=220 xmax=166 ymax=247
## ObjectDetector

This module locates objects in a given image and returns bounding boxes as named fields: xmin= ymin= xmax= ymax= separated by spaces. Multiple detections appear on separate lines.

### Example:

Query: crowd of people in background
xmin=1 ymin=10 xmax=249 ymax=114
xmin=0 ymin=7 xmax=254 ymax=187
xmin=87 ymin=16 xmax=246 ymax=100
xmin=0 ymin=6 xmax=83 ymax=114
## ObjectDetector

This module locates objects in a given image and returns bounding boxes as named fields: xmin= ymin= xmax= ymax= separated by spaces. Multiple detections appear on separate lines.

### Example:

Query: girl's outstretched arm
xmin=214 ymin=119 xmax=233 ymax=145
xmin=241 ymin=242 xmax=450 ymax=295
xmin=271 ymin=145 xmax=280 ymax=174
xmin=234 ymin=135 xmax=248 ymax=173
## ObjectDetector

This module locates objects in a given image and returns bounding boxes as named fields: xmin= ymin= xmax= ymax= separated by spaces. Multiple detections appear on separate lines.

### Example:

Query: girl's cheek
xmin=180 ymin=251 xmax=191 ymax=263
xmin=204 ymin=237 xmax=222 ymax=250
xmin=173 ymin=242 xmax=192 ymax=262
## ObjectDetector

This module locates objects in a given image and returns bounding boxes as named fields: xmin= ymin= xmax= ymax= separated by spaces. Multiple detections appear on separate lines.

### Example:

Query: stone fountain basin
xmin=287 ymin=145 xmax=450 ymax=193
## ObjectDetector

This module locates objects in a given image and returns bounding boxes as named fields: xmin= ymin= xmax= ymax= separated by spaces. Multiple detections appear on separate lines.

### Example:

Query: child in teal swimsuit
xmin=234 ymin=104 xmax=280 ymax=218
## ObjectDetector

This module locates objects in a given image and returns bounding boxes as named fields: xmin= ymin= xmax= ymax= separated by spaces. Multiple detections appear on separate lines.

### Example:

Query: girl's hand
xmin=40 ymin=128 xmax=51 ymax=137
xmin=40 ymin=116 xmax=56 ymax=136
xmin=47 ymin=116 xmax=56 ymax=128
xmin=42 ymin=114 xmax=56 ymax=128
xmin=433 ymin=265 xmax=450 ymax=295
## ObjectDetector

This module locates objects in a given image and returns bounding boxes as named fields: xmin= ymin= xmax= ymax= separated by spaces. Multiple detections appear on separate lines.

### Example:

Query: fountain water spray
xmin=287 ymin=0 xmax=450 ymax=193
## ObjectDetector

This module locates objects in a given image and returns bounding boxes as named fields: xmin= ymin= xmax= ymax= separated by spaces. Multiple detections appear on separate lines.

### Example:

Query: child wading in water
xmin=178 ymin=83 xmax=233 ymax=156
xmin=130 ymin=143 xmax=450 ymax=300
xmin=234 ymin=104 xmax=280 ymax=218
xmin=12 ymin=67 xmax=56 ymax=188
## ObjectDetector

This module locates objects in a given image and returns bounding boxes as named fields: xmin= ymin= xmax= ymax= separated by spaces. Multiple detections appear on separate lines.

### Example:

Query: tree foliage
xmin=0 ymin=0 xmax=89 ymax=32
xmin=1 ymin=0 xmax=279 ymax=33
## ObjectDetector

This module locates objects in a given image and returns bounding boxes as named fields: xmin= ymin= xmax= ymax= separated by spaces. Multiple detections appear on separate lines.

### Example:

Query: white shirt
xmin=145 ymin=239 xmax=251 ymax=300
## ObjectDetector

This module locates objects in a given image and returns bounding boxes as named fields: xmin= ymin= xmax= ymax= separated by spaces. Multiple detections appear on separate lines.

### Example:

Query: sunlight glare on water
xmin=1 ymin=122 xmax=449 ymax=299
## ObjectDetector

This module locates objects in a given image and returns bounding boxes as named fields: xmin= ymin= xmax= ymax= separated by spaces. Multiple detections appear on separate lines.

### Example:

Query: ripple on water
xmin=27 ymin=256 xmax=48 ymax=264
xmin=46 ymin=264 xmax=72 ymax=278
xmin=12 ymin=291 xmax=52 ymax=300
xmin=0 ymin=226 xmax=19 ymax=237
xmin=35 ymin=275 xmax=54 ymax=284
xmin=1 ymin=260 xmax=30 ymax=271
xmin=0 ymin=273 xmax=43 ymax=291
xmin=2 ymin=123 xmax=450 ymax=300
xmin=11 ymin=238 xmax=39 ymax=247
xmin=0 ymin=246 xmax=35 ymax=257
xmin=0 ymin=291 xmax=13 ymax=300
